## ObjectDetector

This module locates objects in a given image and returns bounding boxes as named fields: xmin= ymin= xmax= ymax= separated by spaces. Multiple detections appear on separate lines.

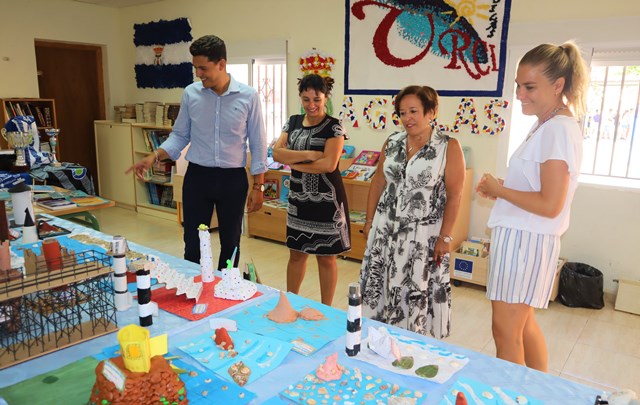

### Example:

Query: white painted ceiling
xmin=72 ymin=0 xmax=165 ymax=8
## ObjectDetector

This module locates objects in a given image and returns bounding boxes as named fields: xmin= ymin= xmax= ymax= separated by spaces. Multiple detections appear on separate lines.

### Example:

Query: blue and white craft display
xmin=198 ymin=224 xmax=215 ymax=283
xmin=111 ymin=235 xmax=132 ymax=311
xmin=133 ymin=17 xmax=193 ymax=89
xmin=346 ymin=282 xmax=362 ymax=357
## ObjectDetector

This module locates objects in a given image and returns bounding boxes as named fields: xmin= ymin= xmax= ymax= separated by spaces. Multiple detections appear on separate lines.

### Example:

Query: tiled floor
xmin=92 ymin=206 xmax=640 ymax=395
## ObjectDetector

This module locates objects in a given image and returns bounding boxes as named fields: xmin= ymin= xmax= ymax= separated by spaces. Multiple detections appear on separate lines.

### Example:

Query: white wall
xmin=1 ymin=0 xmax=639 ymax=293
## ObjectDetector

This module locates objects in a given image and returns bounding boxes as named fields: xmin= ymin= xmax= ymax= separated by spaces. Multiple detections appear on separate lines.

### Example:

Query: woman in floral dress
xmin=359 ymin=85 xmax=465 ymax=338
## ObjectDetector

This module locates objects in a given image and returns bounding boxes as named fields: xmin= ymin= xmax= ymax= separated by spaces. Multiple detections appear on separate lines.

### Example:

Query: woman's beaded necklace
xmin=526 ymin=106 xmax=567 ymax=141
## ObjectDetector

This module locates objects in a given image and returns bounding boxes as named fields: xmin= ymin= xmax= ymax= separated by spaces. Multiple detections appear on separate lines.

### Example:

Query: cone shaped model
xmin=267 ymin=291 xmax=298 ymax=323
xmin=23 ymin=208 xmax=34 ymax=227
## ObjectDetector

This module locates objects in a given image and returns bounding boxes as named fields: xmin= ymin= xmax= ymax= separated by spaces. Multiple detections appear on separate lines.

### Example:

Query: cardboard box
xmin=450 ymin=248 xmax=488 ymax=286
xmin=615 ymin=279 xmax=640 ymax=315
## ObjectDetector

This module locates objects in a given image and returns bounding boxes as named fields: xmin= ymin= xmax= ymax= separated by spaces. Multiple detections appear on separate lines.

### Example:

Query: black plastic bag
xmin=558 ymin=262 xmax=604 ymax=309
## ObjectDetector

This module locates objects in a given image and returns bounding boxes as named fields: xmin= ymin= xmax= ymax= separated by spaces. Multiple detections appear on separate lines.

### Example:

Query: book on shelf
xmin=36 ymin=198 xmax=77 ymax=211
xmin=266 ymin=156 xmax=291 ymax=171
xmin=43 ymin=107 xmax=52 ymax=126
xmin=164 ymin=103 xmax=180 ymax=126
xmin=34 ymin=106 xmax=46 ymax=127
xmin=341 ymin=164 xmax=376 ymax=181
xmin=68 ymin=195 xmax=110 ymax=206
xmin=32 ymin=185 xmax=55 ymax=193
xmin=352 ymin=150 xmax=381 ymax=166
xmin=349 ymin=210 xmax=367 ymax=224
xmin=264 ymin=179 xmax=278 ymax=200
xmin=263 ymin=199 xmax=288 ymax=209
xmin=340 ymin=149 xmax=380 ymax=181
xmin=280 ymin=175 xmax=290 ymax=202
xmin=341 ymin=145 xmax=356 ymax=159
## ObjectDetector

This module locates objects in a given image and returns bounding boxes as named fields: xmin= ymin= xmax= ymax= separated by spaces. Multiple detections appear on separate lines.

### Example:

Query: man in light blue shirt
xmin=128 ymin=35 xmax=267 ymax=269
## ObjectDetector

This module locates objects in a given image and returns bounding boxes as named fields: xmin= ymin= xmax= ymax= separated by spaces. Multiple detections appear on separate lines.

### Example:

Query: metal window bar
xmin=608 ymin=67 xmax=626 ymax=175
xmin=625 ymin=72 xmax=640 ymax=178
xmin=585 ymin=65 xmax=640 ymax=180
xmin=252 ymin=59 xmax=286 ymax=144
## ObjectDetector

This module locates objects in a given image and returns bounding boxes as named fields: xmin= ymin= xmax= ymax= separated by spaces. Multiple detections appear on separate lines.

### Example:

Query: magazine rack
xmin=0 ymin=248 xmax=117 ymax=369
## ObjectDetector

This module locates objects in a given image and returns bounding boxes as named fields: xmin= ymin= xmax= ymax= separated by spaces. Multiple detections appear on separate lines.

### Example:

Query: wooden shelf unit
xmin=0 ymin=98 xmax=59 ymax=158
xmin=94 ymin=121 xmax=136 ymax=208
xmin=247 ymin=168 xmax=473 ymax=261
xmin=131 ymin=123 xmax=177 ymax=221
xmin=95 ymin=121 xmax=186 ymax=221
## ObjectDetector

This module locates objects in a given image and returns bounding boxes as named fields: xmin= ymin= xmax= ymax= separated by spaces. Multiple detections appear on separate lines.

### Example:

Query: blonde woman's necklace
xmin=526 ymin=106 xmax=567 ymax=141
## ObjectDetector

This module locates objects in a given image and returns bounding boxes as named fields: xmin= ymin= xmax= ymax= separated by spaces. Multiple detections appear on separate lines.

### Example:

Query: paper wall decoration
xmin=482 ymin=99 xmax=509 ymax=135
xmin=299 ymin=48 xmax=336 ymax=116
xmin=437 ymin=98 xmax=479 ymax=134
xmin=363 ymin=98 xmax=387 ymax=129
xmin=345 ymin=0 xmax=512 ymax=96
xmin=299 ymin=48 xmax=336 ymax=77
xmin=133 ymin=17 xmax=193 ymax=89
xmin=339 ymin=96 xmax=359 ymax=127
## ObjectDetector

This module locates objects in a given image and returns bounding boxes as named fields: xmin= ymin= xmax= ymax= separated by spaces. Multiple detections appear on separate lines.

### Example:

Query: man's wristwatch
xmin=253 ymin=183 xmax=264 ymax=192
xmin=439 ymin=234 xmax=453 ymax=243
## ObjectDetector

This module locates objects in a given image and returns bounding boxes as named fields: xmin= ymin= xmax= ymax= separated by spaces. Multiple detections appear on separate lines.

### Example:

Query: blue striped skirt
xmin=486 ymin=227 xmax=561 ymax=308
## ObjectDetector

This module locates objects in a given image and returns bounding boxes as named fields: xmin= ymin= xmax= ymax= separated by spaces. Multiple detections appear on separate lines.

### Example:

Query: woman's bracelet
xmin=365 ymin=219 xmax=373 ymax=224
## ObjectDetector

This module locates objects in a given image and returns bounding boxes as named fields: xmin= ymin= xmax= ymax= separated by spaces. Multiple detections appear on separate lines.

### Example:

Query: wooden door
xmin=35 ymin=41 xmax=105 ymax=194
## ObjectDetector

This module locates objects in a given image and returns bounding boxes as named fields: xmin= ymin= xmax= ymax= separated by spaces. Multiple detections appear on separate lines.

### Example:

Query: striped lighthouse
xmin=111 ymin=235 xmax=132 ymax=311
xmin=136 ymin=262 xmax=155 ymax=326
xmin=346 ymin=282 xmax=362 ymax=356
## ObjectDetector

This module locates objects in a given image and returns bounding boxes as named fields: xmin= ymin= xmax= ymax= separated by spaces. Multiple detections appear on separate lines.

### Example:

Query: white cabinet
xmin=94 ymin=121 xmax=136 ymax=207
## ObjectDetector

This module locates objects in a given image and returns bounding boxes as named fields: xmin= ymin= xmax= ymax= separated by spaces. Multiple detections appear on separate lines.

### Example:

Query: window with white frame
xmin=506 ymin=47 xmax=640 ymax=189
xmin=581 ymin=49 xmax=640 ymax=187
xmin=228 ymin=57 xmax=287 ymax=144
xmin=253 ymin=58 xmax=287 ymax=144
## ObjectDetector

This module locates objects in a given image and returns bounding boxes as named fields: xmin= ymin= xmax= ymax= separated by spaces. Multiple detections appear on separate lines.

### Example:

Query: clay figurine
xmin=267 ymin=291 xmax=298 ymax=323
xmin=213 ymin=327 xmax=234 ymax=351
xmin=315 ymin=353 xmax=343 ymax=382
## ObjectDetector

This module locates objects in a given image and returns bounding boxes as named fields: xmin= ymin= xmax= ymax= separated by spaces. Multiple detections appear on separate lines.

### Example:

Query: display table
xmin=0 ymin=217 xmax=602 ymax=404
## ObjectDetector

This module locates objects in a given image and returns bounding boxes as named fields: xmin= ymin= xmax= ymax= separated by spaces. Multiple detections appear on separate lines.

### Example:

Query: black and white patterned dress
xmin=283 ymin=114 xmax=351 ymax=255
xmin=359 ymin=130 xmax=451 ymax=338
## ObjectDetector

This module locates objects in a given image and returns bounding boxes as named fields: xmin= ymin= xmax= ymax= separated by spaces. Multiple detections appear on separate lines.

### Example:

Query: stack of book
xmin=163 ymin=103 xmax=180 ymax=126
xmin=36 ymin=198 xmax=77 ymax=211
xmin=341 ymin=150 xmax=381 ymax=181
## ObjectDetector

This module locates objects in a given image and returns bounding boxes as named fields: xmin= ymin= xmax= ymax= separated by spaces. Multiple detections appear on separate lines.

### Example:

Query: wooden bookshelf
xmin=0 ymin=98 xmax=58 ymax=156
xmin=131 ymin=123 xmax=177 ymax=221
xmin=247 ymin=168 xmax=473 ymax=261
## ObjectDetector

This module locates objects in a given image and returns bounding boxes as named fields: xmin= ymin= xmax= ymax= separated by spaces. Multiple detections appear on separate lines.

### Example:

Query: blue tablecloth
xmin=0 ymin=216 xmax=601 ymax=405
